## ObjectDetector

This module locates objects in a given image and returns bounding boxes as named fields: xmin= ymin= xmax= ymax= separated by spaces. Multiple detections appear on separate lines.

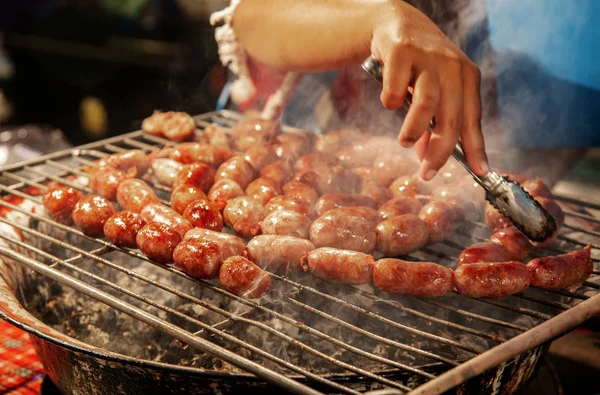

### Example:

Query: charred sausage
xmin=373 ymin=258 xmax=454 ymax=297
xmin=419 ymin=201 xmax=455 ymax=243
xmin=97 ymin=149 xmax=150 ymax=175
xmin=301 ymin=247 xmax=374 ymax=285
xmin=376 ymin=215 xmax=430 ymax=256
xmin=454 ymin=261 xmax=531 ymax=298
xmin=527 ymin=245 xmax=593 ymax=290
xmin=173 ymin=162 xmax=215 ymax=193
xmin=173 ymin=239 xmax=223 ymax=279
xmin=379 ymin=197 xmax=423 ymax=220
xmin=103 ymin=210 xmax=147 ymax=248
xmin=140 ymin=203 xmax=192 ymax=237
xmin=170 ymin=142 xmax=234 ymax=167
xmin=136 ymin=222 xmax=182 ymax=263
xmin=116 ymin=179 xmax=160 ymax=213
xmin=215 ymin=156 xmax=255 ymax=190
xmin=141 ymin=110 xmax=195 ymax=142
xmin=489 ymin=227 xmax=533 ymax=261
xmin=259 ymin=209 xmax=312 ymax=239
xmin=170 ymin=184 xmax=207 ymax=215
xmin=72 ymin=195 xmax=117 ymax=237
xmin=88 ymin=166 xmax=133 ymax=201
xmin=247 ymin=235 xmax=315 ymax=271
xmin=245 ymin=178 xmax=281 ymax=206
xmin=182 ymin=199 xmax=224 ymax=231
xmin=219 ymin=255 xmax=274 ymax=298
xmin=314 ymin=193 xmax=378 ymax=217
xmin=207 ymin=179 xmax=245 ymax=207
xmin=184 ymin=228 xmax=246 ymax=259
xmin=309 ymin=211 xmax=376 ymax=254
xmin=42 ymin=186 xmax=83 ymax=225
xmin=223 ymin=196 xmax=267 ymax=239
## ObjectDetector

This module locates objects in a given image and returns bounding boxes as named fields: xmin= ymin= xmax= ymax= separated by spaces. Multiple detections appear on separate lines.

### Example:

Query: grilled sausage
xmin=531 ymin=197 xmax=565 ymax=249
xmin=141 ymin=110 xmax=195 ymax=142
xmin=264 ymin=195 xmax=317 ymax=219
xmin=259 ymin=209 xmax=312 ymax=239
xmin=322 ymin=206 xmax=382 ymax=226
xmin=184 ymin=228 xmax=246 ymax=259
xmin=170 ymin=142 xmax=234 ymax=166
xmin=103 ymin=210 xmax=147 ymax=248
xmin=419 ymin=201 xmax=454 ymax=243
xmin=282 ymin=180 xmax=319 ymax=206
xmin=42 ymin=186 xmax=83 ymax=225
xmin=182 ymin=199 xmax=224 ymax=231
xmin=314 ymin=193 xmax=378 ymax=217
xmin=247 ymin=235 xmax=315 ymax=271
xmin=521 ymin=177 xmax=552 ymax=198
xmin=200 ymin=123 xmax=230 ymax=147
xmin=173 ymin=239 xmax=223 ymax=279
xmin=215 ymin=156 xmax=255 ymax=190
xmin=294 ymin=153 xmax=341 ymax=173
xmin=230 ymin=118 xmax=280 ymax=151
xmin=173 ymin=162 xmax=215 ymax=193
xmin=296 ymin=165 xmax=361 ymax=195
xmin=97 ymin=150 xmax=150 ymax=175
xmin=351 ymin=167 xmax=375 ymax=183
xmin=116 ymin=179 xmax=160 ymax=213
xmin=140 ymin=203 xmax=192 ymax=237
xmin=88 ymin=166 xmax=133 ymax=201
xmin=336 ymin=144 xmax=376 ymax=168
xmin=151 ymin=158 xmax=183 ymax=187
xmin=454 ymin=261 xmax=531 ymax=298
xmin=388 ymin=176 xmax=419 ymax=198
xmin=309 ymin=211 xmax=376 ymax=254
xmin=527 ymin=245 xmax=593 ymax=290
xmin=260 ymin=160 xmax=294 ymax=189
xmin=315 ymin=128 xmax=366 ymax=153
xmin=484 ymin=202 xmax=511 ymax=232
xmin=136 ymin=222 xmax=182 ymax=263
xmin=379 ymin=197 xmax=423 ymax=220
xmin=219 ymin=256 xmax=274 ymax=298
xmin=489 ymin=227 xmax=533 ymax=261
xmin=458 ymin=241 xmax=517 ymax=265
xmin=243 ymin=145 xmax=278 ymax=172
xmin=373 ymin=155 xmax=420 ymax=187
xmin=72 ymin=195 xmax=117 ymax=237
xmin=170 ymin=184 xmax=207 ymax=215
xmin=373 ymin=258 xmax=454 ymax=297
xmin=301 ymin=247 xmax=374 ymax=285
xmin=207 ymin=179 xmax=245 ymax=207
xmin=376 ymin=215 xmax=429 ymax=256
xmin=245 ymin=178 xmax=281 ymax=206
xmin=223 ymin=196 xmax=267 ymax=239
xmin=273 ymin=131 xmax=316 ymax=160
xmin=360 ymin=180 xmax=392 ymax=206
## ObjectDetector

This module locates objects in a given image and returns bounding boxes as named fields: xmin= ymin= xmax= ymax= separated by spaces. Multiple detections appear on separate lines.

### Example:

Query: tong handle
xmin=361 ymin=55 xmax=484 ymax=184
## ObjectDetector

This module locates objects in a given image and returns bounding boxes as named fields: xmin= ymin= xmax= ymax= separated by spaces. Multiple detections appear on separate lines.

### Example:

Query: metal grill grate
xmin=0 ymin=110 xmax=599 ymax=395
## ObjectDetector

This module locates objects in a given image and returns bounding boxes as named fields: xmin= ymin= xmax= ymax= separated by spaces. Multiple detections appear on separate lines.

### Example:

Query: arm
xmin=232 ymin=0 xmax=489 ymax=179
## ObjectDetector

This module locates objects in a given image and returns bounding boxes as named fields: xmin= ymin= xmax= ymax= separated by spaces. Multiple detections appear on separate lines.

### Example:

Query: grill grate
xmin=0 ymin=110 xmax=599 ymax=395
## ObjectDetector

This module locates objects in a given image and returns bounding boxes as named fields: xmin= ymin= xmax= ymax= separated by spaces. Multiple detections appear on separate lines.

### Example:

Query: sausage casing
xmin=419 ymin=201 xmax=454 ymax=243
xmin=136 ymin=222 xmax=182 ymax=263
xmin=184 ymin=228 xmax=246 ymax=259
xmin=245 ymin=178 xmax=281 ymax=206
xmin=379 ymin=197 xmax=423 ymax=220
xmin=173 ymin=239 xmax=223 ymax=279
xmin=309 ymin=212 xmax=376 ymax=254
xmin=301 ymin=247 xmax=374 ymax=284
xmin=454 ymin=261 xmax=530 ymax=298
xmin=259 ymin=209 xmax=312 ymax=239
xmin=373 ymin=258 xmax=454 ymax=297
xmin=215 ymin=156 xmax=255 ymax=190
xmin=219 ymin=256 xmax=274 ymax=298
xmin=173 ymin=162 xmax=215 ymax=193
xmin=170 ymin=184 xmax=207 ymax=215
xmin=223 ymin=196 xmax=267 ymax=239
xmin=72 ymin=196 xmax=116 ymax=237
xmin=42 ymin=186 xmax=83 ymax=225
xmin=247 ymin=235 xmax=315 ymax=271
xmin=314 ymin=193 xmax=377 ymax=217
xmin=527 ymin=245 xmax=593 ymax=290
xmin=376 ymin=215 xmax=429 ymax=256
xmin=140 ymin=203 xmax=192 ymax=237
xmin=458 ymin=241 xmax=516 ymax=265
xmin=103 ymin=211 xmax=147 ymax=248
xmin=182 ymin=199 xmax=224 ymax=232
xmin=116 ymin=179 xmax=160 ymax=213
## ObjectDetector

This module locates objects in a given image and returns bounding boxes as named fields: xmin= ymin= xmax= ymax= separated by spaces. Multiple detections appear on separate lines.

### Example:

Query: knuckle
xmin=414 ymin=93 xmax=438 ymax=113
xmin=466 ymin=61 xmax=482 ymax=81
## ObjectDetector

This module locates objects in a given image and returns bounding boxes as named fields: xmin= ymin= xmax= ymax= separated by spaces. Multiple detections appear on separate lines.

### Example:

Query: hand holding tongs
xmin=361 ymin=55 xmax=556 ymax=242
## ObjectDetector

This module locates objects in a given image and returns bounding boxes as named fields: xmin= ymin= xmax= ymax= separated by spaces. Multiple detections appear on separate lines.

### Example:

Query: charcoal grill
xmin=0 ymin=110 xmax=599 ymax=395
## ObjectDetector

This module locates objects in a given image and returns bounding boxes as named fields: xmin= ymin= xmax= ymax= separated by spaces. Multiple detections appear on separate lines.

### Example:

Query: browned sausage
xmin=97 ymin=149 xmax=150 ymax=175
xmin=103 ymin=210 xmax=147 ymax=248
xmin=376 ymin=215 xmax=429 ymax=256
xmin=527 ymin=245 xmax=593 ymax=290
xmin=72 ymin=195 xmax=117 ymax=237
xmin=419 ymin=201 xmax=455 ymax=243
xmin=223 ymin=196 xmax=267 ymax=239
xmin=372 ymin=155 xmax=420 ymax=187
xmin=170 ymin=142 xmax=235 ymax=166
xmin=282 ymin=180 xmax=319 ymax=206
xmin=182 ymin=199 xmax=224 ymax=231
xmin=136 ymin=222 xmax=182 ymax=263
xmin=259 ymin=209 xmax=312 ymax=239
xmin=207 ymin=179 xmax=245 ymax=207
xmin=315 ymin=129 xmax=366 ymax=153
xmin=309 ymin=211 xmax=376 ymax=254
xmin=219 ymin=255 xmax=274 ymax=298
xmin=42 ymin=186 xmax=83 ymax=225
xmin=322 ymin=207 xmax=382 ymax=226
xmin=230 ymin=118 xmax=280 ymax=151
xmin=150 ymin=158 xmax=182 ymax=187
xmin=173 ymin=162 xmax=215 ymax=193
xmin=170 ymin=184 xmax=207 ymax=215
xmin=373 ymin=258 xmax=454 ymax=297
xmin=173 ymin=239 xmax=223 ymax=279
xmin=379 ymin=197 xmax=423 ymax=220
xmin=215 ymin=156 xmax=255 ymax=190
xmin=294 ymin=153 xmax=341 ymax=173
xmin=360 ymin=180 xmax=392 ymax=206
xmin=200 ymin=123 xmax=230 ymax=147
xmin=272 ymin=131 xmax=316 ymax=160
xmin=484 ymin=201 xmax=511 ymax=232
xmin=141 ymin=110 xmax=196 ymax=142
xmin=296 ymin=165 xmax=361 ymax=195
xmin=521 ymin=177 xmax=552 ymax=198
xmin=458 ymin=241 xmax=517 ymax=265
xmin=489 ymin=227 xmax=533 ymax=261
xmin=531 ymin=197 xmax=565 ymax=249
xmin=314 ymin=193 xmax=378 ymax=217
xmin=247 ymin=235 xmax=315 ymax=271
xmin=88 ymin=166 xmax=134 ymax=201
xmin=140 ymin=203 xmax=192 ymax=237
xmin=336 ymin=144 xmax=376 ymax=168
xmin=264 ymin=195 xmax=317 ymax=219
xmin=351 ymin=167 xmax=375 ymax=183
xmin=116 ymin=179 xmax=160 ymax=213
xmin=245 ymin=178 xmax=281 ymax=206
xmin=454 ymin=261 xmax=530 ymax=298
xmin=301 ymin=247 xmax=374 ymax=284
xmin=388 ymin=176 xmax=419 ymax=198
xmin=260 ymin=159 xmax=294 ymax=189
xmin=243 ymin=145 xmax=278 ymax=171
xmin=184 ymin=228 xmax=246 ymax=259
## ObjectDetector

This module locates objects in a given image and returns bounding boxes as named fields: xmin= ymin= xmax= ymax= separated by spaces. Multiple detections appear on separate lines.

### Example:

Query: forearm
xmin=233 ymin=0 xmax=389 ymax=72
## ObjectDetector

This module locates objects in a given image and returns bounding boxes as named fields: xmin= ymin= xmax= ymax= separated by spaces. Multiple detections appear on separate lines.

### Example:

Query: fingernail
xmin=480 ymin=160 xmax=490 ymax=174
xmin=400 ymin=139 xmax=414 ymax=148
xmin=420 ymin=161 xmax=437 ymax=181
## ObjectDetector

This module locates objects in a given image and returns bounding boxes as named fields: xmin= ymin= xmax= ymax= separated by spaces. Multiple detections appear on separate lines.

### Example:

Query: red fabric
xmin=0 ymin=320 xmax=44 ymax=394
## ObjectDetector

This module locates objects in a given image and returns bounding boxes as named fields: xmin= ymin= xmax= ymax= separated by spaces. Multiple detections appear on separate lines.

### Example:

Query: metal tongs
xmin=362 ymin=55 xmax=556 ymax=242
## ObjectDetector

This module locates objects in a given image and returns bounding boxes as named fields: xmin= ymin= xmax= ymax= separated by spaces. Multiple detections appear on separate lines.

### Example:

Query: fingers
xmin=380 ymin=58 xmax=412 ymax=110
xmin=460 ymin=63 xmax=488 ymax=175
xmin=414 ymin=132 xmax=430 ymax=162
xmin=419 ymin=62 xmax=463 ymax=181
xmin=398 ymin=69 xmax=439 ymax=148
